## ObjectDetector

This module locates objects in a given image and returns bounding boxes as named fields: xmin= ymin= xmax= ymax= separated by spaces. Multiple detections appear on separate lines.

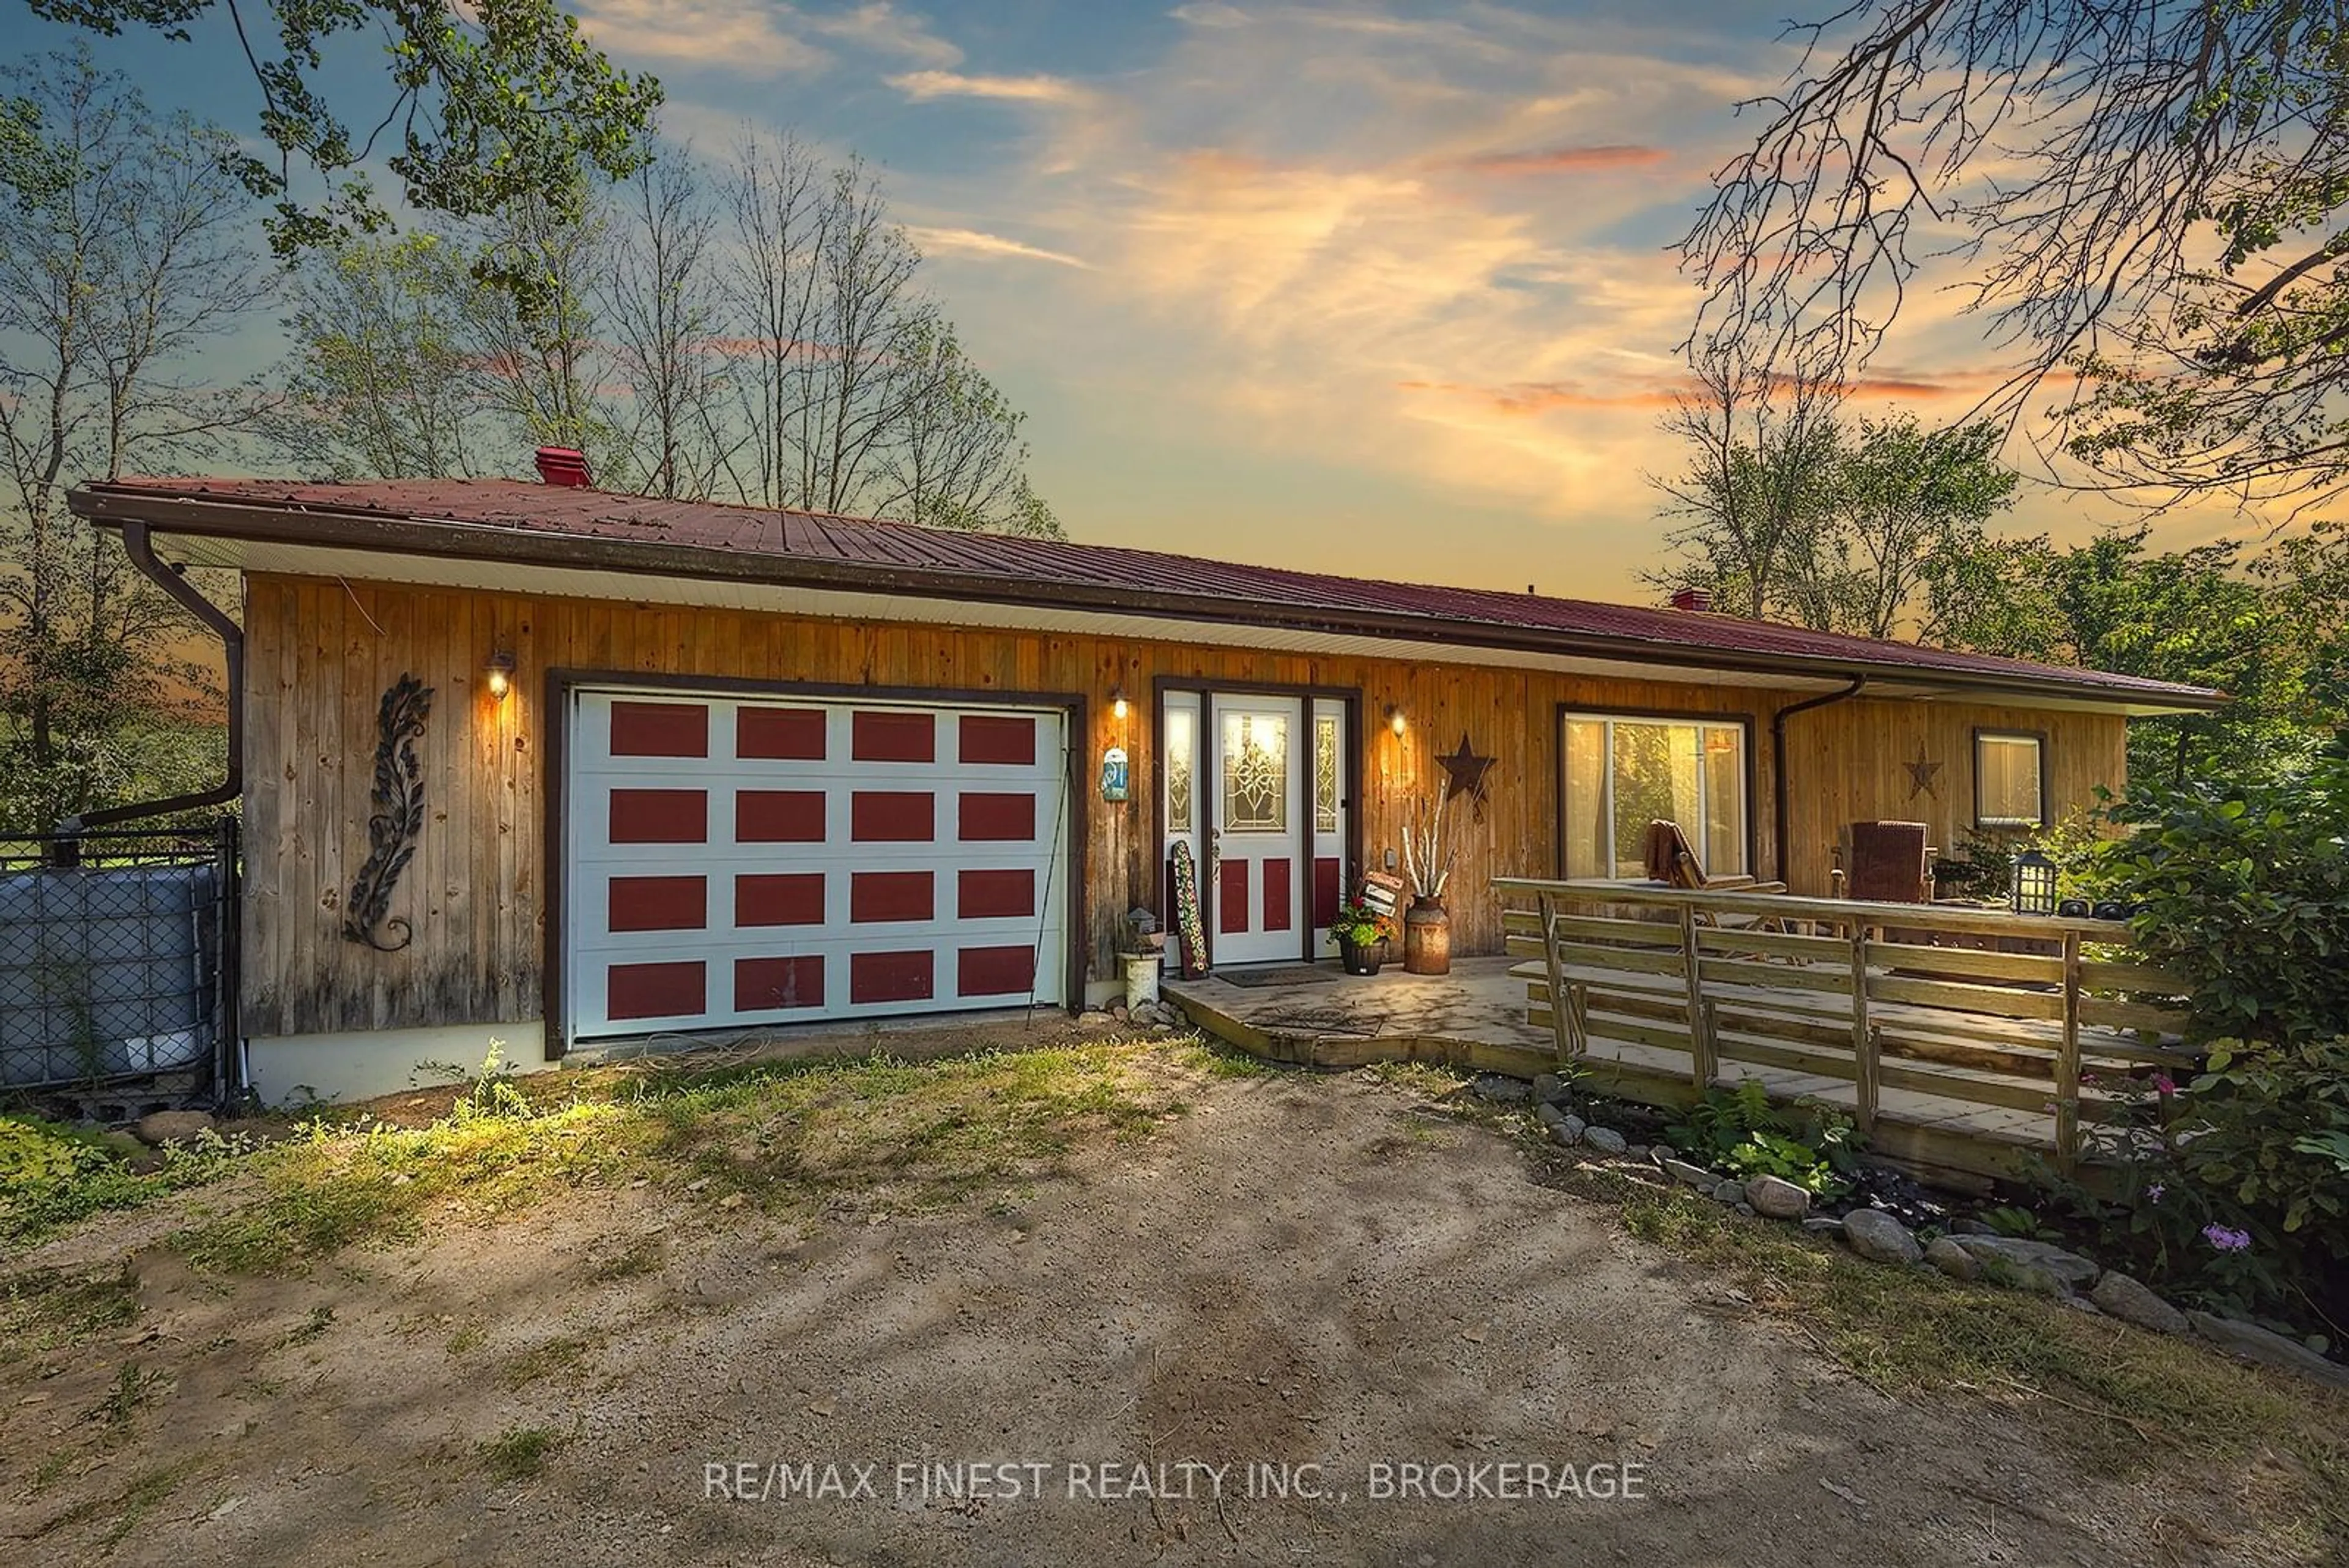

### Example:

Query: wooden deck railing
xmin=1491 ymin=877 xmax=2196 ymax=1172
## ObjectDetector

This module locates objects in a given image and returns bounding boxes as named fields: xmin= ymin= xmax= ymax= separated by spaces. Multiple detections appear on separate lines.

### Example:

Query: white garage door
xmin=565 ymin=687 xmax=1071 ymax=1042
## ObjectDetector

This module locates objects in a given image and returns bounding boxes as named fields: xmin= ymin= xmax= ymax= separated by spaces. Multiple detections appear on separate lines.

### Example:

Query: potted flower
xmin=1329 ymin=897 xmax=1393 ymax=976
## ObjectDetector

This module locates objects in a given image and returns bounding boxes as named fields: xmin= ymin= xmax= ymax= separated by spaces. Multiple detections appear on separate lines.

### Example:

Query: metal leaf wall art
xmin=343 ymin=673 xmax=435 ymax=951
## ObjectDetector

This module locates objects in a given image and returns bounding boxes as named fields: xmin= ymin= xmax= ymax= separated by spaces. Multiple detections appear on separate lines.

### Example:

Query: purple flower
xmin=2153 ymin=1072 xmax=2176 ymax=1098
xmin=2202 ymin=1224 xmax=2252 ymax=1253
xmin=2147 ymin=1183 xmax=2165 ymax=1204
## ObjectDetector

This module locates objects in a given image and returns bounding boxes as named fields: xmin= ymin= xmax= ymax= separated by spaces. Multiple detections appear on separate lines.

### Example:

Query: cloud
xmin=802 ymin=3 xmax=962 ymax=66
xmin=568 ymin=0 xmax=829 ymax=74
xmin=1397 ymin=368 xmax=2007 ymax=416
xmin=905 ymin=226 xmax=1091 ymax=269
xmin=886 ymin=70 xmax=1091 ymax=106
xmin=1447 ymin=144 xmax=1670 ymax=175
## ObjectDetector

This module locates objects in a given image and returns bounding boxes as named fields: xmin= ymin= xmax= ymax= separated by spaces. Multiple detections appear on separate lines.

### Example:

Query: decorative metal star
xmin=1438 ymin=732 xmax=1496 ymax=815
xmin=1905 ymin=744 xmax=1944 ymax=800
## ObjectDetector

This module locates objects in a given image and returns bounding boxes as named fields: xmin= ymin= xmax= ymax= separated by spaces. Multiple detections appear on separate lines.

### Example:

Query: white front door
xmin=1208 ymin=695 xmax=1305 ymax=964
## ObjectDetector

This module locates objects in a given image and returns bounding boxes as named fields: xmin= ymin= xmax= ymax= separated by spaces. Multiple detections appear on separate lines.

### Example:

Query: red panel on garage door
xmin=736 ymin=789 xmax=825 ymax=842
xmin=610 ymin=789 xmax=707 ymax=844
xmin=608 ymin=875 xmax=705 ymax=932
xmin=609 ymin=700 xmax=708 ymax=757
xmin=852 ymin=870 xmax=934 ymax=923
xmin=853 ymin=710 xmax=935 ymax=763
xmin=734 ymin=872 xmax=825 ymax=927
xmin=737 ymin=706 xmax=826 ymax=760
xmin=959 ymin=714 xmax=1036 ymax=765
xmin=850 ymin=949 xmax=933 ymax=1004
xmin=734 ymin=955 xmax=824 ymax=1011
xmin=959 ymin=945 xmax=1036 ymax=997
xmin=959 ymin=792 xmax=1034 ymax=842
xmin=852 ymin=791 xmax=935 ymax=841
xmin=1263 ymin=857 xmax=1293 ymax=932
xmin=1313 ymin=856 xmax=1342 ymax=926
xmin=957 ymin=868 xmax=1035 ymax=920
xmin=608 ymin=960 xmax=705 ymax=1020
xmin=1219 ymin=860 xmax=1249 ymax=934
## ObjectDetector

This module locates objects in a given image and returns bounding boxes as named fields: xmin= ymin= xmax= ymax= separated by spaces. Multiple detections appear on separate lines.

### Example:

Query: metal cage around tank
xmin=0 ymin=819 xmax=240 ymax=1101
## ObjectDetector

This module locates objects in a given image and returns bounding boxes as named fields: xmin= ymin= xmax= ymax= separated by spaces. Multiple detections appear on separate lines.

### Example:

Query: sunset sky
xmin=17 ymin=1 xmax=2249 ymax=603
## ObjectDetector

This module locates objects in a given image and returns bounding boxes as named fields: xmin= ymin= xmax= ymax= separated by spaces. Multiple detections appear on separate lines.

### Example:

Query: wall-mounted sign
xmin=1100 ymin=745 xmax=1130 ymax=803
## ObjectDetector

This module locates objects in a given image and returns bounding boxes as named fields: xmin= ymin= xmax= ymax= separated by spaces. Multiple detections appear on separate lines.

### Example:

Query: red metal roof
xmin=72 ymin=476 xmax=2224 ymax=707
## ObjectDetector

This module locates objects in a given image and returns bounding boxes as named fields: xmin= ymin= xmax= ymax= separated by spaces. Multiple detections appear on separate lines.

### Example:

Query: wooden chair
xmin=1829 ymin=820 xmax=1939 ymax=946
xmin=1641 ymin=820 xmax=1788 ymax=932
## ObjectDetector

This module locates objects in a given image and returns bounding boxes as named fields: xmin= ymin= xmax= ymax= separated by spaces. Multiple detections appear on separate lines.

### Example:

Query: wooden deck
xmin=1165 ymin=882 xmax=2193 ymax=1193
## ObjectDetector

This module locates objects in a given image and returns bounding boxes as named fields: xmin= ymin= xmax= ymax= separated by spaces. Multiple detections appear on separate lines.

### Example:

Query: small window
xmin=1975 ymin=730 xmax=2046 ymax=828
xmin=1165 ymin=706 xmax=1195 ymax=833
xmin=1562 ymin=713 xmax=1748 ymax=879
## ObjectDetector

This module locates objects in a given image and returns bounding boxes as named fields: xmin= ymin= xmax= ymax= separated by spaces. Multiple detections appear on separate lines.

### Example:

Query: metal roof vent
xmin=535 ymin=447 xmax=592 ymax=488
xmin=1669 ymin=586 xmax=1714 ymax=613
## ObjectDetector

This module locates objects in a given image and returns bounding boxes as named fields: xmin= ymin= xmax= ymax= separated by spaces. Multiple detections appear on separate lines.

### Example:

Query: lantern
xmin=2011 ymin=849 xmax=2058 ymax=916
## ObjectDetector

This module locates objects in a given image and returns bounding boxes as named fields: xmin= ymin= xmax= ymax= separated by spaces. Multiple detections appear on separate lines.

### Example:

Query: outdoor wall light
xmin=1111 ymin=685 xmax=1129 ymax=721
xmin=485 ymin=651 xmax=517 ymax=701
xmin=1387 ymin=705 xmax=1407 ymax=737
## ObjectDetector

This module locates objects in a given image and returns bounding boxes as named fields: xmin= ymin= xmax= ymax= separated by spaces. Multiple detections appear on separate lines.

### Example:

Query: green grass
xmin=478 ymin=1424 xmax=562 ymax=1483
xmin=1360 ymin=1060 xmax=1474 ymax=1098
xmin=1554 ymin=1159 xmax=2349 ymax=1550
xmin=1 ymin=1119 xmax=253 ymax=1252
xmin=499 ymin=1334 xmax=594 ymax=1391
xmin=0 ymin=1263 xmax=140 ymax=1365
xmin=6 ymin=1038 xmax=1198 ymax=1281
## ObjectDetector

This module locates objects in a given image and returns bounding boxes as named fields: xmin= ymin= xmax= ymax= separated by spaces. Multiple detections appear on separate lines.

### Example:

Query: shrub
xmin=2050 ymin=1041 xmax=2349 ymax=1333
xmin=1668 ymin=1083 xmax=1859 ymax=1197
xmin=2093 ymin=756 xmax=2349 ymax=1043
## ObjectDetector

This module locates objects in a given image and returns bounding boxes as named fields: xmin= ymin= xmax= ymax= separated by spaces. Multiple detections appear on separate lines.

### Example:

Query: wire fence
xmin=0 ymin=819 xmax=239 ymax=1097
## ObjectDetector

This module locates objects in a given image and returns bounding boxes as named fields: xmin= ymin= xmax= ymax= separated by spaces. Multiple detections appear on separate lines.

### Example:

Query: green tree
xmin=1652 ymin=406 xmax=2020 ymax=640
xmin=279 ymin=232 xmax=497 ymax=479
xmin=26 ymin=0 xmax=662 ymax=275
xmin=1794 ymin=417 xmax=2021 ymax=641
xmin=1679 ymin=1 xmax=2349 ymax=516
xmin=0 ymin=51 xmax=261 ymax=830
xmin=1646 ymin=350 xmax=1842 ymax=619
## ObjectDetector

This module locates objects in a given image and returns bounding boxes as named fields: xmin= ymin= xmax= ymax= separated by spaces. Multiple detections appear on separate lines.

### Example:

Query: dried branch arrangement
xmin=1400 ymin=793 xmax=1456 ymax=901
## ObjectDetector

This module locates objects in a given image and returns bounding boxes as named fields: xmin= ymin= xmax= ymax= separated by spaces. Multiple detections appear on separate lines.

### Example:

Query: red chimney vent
xmin=535 ymin=446 xmax=592 ymax=488
xmin=1670 ymin=586 xmax=1714 ymax=613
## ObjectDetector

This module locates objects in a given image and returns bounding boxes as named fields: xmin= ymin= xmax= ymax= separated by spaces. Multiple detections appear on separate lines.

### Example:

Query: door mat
xmin=1216 ymin=964 xmax=1339 ymax=989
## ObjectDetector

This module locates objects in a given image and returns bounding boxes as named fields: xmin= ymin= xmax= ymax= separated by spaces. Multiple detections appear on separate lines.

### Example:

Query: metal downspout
xmin=51 ymin=520 xmax=245 ymax=847
xmin=1770 ymin=675 xmax=1868 ymax=885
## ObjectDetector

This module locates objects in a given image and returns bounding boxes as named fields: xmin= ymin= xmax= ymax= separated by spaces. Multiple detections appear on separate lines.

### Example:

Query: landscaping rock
xmin=133 ymin=1109 xmax=215 ymax=1146
xmin=1924 ymin=1236 xmax=1979 ymax=1282
xmin=1583 ymin=1126 xmax=1628 ymax=1156
xmin=1650 ymin=1143 xmax=1677 ymax=1163
xmin=1711 ymin=1180 xmax=1745 ymax=1205
xmin=1532 ymin=1072 xmax=1572 ymax=1107
xmin=1949 ymin=1217 xmax=1998 ymax=1237
xmin=1471 ymin=1074 xmax=1531 ymax=1105
xmin=1802 ymin=1216 xmax=1845 ymax=1236
xmin=2090 ymin=1272 xmax=2189 ymax=1336
xmin=1947 ymin=1235 xmax=2099 ymax=1295
xmin=1661 ymin=1157 xmax=1716 ymax=1189
xmin=1744 ymin=1175 xmax=1811 ymax=1221
xmin=1735 ymin=1203 xmax=1756 ymax=1217
xmin=2188 ymin=1313 xmax=2349 ymax=1389
xmin=1534 ymin=1102 xmax=1585 ymax=1145
xmin=1077 ymin=1010 xmax=1115 ymax=1027
xmin=1841 ymin=1208 xmax=1923 ymax=1266
xmin=1626 ymin=1145 xmax=1649 ymax=1162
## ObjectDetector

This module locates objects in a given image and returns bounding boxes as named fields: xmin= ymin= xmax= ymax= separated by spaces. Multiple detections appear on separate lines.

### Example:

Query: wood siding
xmin=239 ymin=574 xmax=2129 ymax=1039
